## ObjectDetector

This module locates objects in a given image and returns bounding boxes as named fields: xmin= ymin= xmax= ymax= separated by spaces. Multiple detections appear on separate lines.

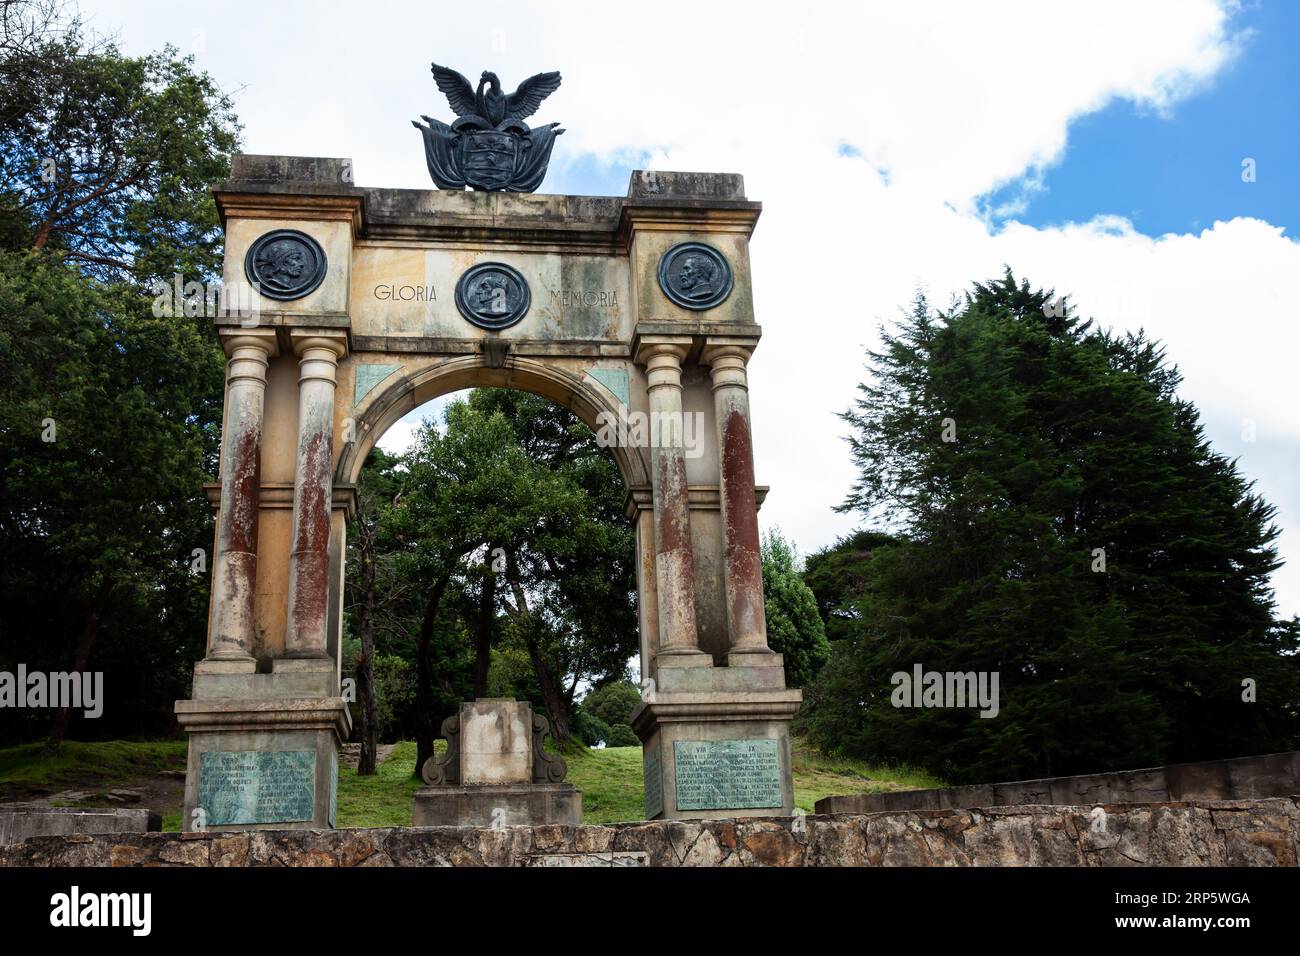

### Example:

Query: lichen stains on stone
xmin=7 ymin=798 xmax=1296 ymax=867
xmin=224 ymin=426 xmax=262 ymax=555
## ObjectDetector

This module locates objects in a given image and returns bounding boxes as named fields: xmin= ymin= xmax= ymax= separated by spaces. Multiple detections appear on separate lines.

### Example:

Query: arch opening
xmin=337 ymin=354 xmax=649 ymax=494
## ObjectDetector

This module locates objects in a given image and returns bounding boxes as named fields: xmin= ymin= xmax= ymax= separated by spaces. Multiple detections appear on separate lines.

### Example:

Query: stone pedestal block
xmin=632 ymin=664 xmax=801 ymax=821
xmin=175 ymin=661 xmax=349 ymax=832
xmin=415 ymin=698 xmax=578 ymax=827
xmin=0 ymin=807 xmax=161 ymax=844
xmin=412 ymin=783 xmax=581 ymax=827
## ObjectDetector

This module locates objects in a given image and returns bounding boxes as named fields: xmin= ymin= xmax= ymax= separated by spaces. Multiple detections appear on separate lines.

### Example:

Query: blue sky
xmin=982 ymin=1 xmax=1299 ymax=236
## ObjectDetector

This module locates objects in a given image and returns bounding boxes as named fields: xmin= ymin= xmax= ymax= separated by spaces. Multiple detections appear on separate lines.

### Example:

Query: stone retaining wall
xmin=815 ymin=750 xmax=1300 ymax=815
xmin=0 ymin=806 xmax=160 ymax=844
xmin=2 ymin=797 xmax=1297 ymax=866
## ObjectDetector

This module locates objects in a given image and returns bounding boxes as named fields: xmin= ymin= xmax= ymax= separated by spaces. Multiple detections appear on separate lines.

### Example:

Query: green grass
xmin=333 ymin=740 xmax=654 ymax=827
xmin=790 ymin=738 xmax=945 ymax=813
xmin=335 ymin=741 xmax=427 ymax=828
xmin=565 ymin=745 xmax=647 ymax=824
xmin=2 ymin=737 xmax=946 ymax=830
xmin=0 ymin=739 xmax=187 ymax=788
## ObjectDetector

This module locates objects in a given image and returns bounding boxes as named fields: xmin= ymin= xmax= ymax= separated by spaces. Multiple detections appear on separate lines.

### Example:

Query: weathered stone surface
xmin=815 ymin=751 xmax=1300 ymax=815
xmin=4 ymin=798 xmax=1296 ymax=867
xmin=0 ymin=806 xmax=160 ymax=844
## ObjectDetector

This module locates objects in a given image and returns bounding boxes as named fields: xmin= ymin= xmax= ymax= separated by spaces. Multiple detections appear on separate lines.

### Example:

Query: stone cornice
xmin=624 ymin=484 xmax=769 ymax=519
xmin=214 ymin=158 xmax=761 ymax=253
xmin=204 ymin=482 xmax=358 ymax=519
xmin=214 ymin=189 xmax=364 ymax=236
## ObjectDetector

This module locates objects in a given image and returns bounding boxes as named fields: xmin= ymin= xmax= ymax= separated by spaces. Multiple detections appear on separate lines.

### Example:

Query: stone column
xmin=207 ymin=329 xmax=278 ymax=662
xmin=638 ymin=340 xmax=710 ymax=668
xmin=703 ymin=343 xmax=776 ymax=664
xmin=284 ymin=331 xmax=347 ymax=659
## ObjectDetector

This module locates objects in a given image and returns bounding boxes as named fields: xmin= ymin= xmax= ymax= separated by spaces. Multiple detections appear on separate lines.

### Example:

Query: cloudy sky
xmin=84 ymin=0 xmax=1300 ymax=616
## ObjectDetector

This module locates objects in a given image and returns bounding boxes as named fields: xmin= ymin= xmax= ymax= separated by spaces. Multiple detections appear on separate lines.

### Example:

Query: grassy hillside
xmin=334 ymin=737 xmax=942 ymax=826
xmin=0 ymin=737 xmax=943 ymax=830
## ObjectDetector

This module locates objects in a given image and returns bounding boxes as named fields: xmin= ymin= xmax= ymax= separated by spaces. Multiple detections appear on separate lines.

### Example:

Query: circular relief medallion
xmin=455 ymin=262 xmax=531 ymax=331
xmin=657 ymin=241 xmax=734 ymax=311
xmin=244 ymin=229 xmax=328 ymax=301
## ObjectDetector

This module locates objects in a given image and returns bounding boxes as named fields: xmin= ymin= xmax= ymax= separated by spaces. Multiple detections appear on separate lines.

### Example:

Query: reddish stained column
xmin=284 ymin=334 xmax=346 ymax=659
xmin=642 ymin=343 xmax=709 ymax=667
xmin=706 ymin=345 xmax=773 ymax=660
xmin=208 ymin=332 xmax=276 ymax=660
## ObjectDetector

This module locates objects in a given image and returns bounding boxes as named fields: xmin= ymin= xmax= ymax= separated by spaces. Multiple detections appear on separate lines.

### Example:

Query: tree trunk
xmin=472 ymin=550 xmax=497 ymax=698
xmin=413 ymin=572 xmax=451 ymax=779
xmin=353 ymin=520 xmax=380 ymax=776
xmin=45 ymin=580 xmax=110 ymax=754
xmin=355 ymin=608 xmax=378 ymax=776
xmin=523 ymin=630 xmax=572 ymax=749
xmin=503 ymin=556 xmax=571 ymax=749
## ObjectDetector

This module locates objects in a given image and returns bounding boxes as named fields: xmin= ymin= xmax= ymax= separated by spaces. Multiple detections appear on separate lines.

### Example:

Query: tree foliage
xmin=1 ymin=1 xmax=239 ymax=283
xmin=343 ymin=389 xmax=637 ymax=772
xmin=760 ymin=529 xmax=828 ymax=688
xmin=0 ymin=5 xmax=238 ymax=747
xmin=802 ymin=273 xmax=1300 ymax=782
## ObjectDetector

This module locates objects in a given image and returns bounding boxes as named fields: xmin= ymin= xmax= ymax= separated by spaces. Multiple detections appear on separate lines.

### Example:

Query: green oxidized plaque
xmin=673 ymin=739 xmax=782 ymax=811
xmin=198 ymin=750 xmax=316 ymax=826
xmin=643 ymin=745 xmax=663 ymax=819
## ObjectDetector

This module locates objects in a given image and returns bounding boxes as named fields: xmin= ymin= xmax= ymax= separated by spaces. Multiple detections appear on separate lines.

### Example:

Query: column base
xmin=655 ymin=648 xmax=714 ymax=669
xmin=175 ymin=663 xmax=350 ymax=832
xmin=726 ymin=647 xmax=784 ymax=668
xmin=193 ymin=657 xmax=257 ymax=676
xmin=632 ymin=668 xmax=801 ymax=821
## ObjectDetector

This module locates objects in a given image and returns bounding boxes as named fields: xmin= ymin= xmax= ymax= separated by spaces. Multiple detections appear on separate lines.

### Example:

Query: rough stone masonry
xmin=2 ymin=798 xmax=1297 ymax=867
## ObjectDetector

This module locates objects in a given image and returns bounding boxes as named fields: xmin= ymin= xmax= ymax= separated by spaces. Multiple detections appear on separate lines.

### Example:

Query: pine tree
xmin=803 ymin=272 xmax=1300 ymax=782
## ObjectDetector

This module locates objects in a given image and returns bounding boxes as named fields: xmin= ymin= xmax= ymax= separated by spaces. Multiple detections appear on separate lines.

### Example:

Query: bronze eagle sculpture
xmin=413 ymin=63 xmax=564 ymax=192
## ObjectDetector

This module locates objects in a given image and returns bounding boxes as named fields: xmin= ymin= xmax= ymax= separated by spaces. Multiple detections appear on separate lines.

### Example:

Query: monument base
xmin=632 ymin=663 xmax=801 ymax=821
xmin=174 ymin=659 xmax=349 ymax=832
xmin=413 ymin=783 xmax=581 ymax=827
xmin=414 ymin=698 xmax=580 ymax=828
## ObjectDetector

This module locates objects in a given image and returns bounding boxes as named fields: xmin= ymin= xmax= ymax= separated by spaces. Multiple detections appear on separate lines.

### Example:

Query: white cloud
xmin=84 ymin=0 xmax=1299 ymax=614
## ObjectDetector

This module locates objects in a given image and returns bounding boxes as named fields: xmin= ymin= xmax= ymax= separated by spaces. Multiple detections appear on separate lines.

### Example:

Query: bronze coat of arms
xmin=412 ymin=63 xmax=563 ymax=193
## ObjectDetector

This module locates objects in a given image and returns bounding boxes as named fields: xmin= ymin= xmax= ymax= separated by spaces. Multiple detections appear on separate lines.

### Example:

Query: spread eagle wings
xmin=429 ymin=62 xmax=477 ymax=117
xmin=506 ymin=70 xmax=562 ymax=121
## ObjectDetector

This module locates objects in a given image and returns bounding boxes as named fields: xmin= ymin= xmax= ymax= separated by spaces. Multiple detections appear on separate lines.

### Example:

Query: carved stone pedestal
xmin=174 ymin=659 xmax=349 ymax=832
xmin=413 ymin=699 xmax=580 ymax=827
xmin=632 ymin=662 xmax=801 ymax=821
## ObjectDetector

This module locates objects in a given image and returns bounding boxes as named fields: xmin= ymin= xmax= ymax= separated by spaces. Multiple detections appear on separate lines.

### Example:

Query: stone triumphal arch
xmin=176 ymin=155 xmax=800 ymax=830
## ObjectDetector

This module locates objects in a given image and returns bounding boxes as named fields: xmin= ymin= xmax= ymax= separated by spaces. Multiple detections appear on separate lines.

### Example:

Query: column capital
xmin=219 ymin=327 xmax=279 ymax=359
xmin=701 ymin=339 xmax=756 ymax=367
xmin=289 ymin=329 xmax=349 ymax=360
xmin=633 ymin=335 xmax=692 ymax=367
xmin=703 ymin=341 xmax=756 ymax=393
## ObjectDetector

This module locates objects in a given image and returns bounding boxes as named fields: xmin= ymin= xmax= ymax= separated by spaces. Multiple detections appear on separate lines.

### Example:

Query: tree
xmin=1 ymin=3 xmax=239 ymax=284
xmin=0 ymin=252 xmax=222 ymax=749
xmin=343 ymin=448 xmax=405 ymax=775
xmin=803 ymin=273 xmax=1300 ymax=782
xmin=466 ymin=389 xmax=638 ymax=748
xmin=760 ymin=529 xmax=829 ymax=688
xmin=0 ymin=4 xmax=239 ymax=750
xmin=581 ymin=679 xmax=641 ymax=747
xmin=352 ymin=389 xmax=638 ymax=771
xmin=383 ymin=403 xmax=540 ymax=775
xmin=802 ymin=530 xmax=897 ymax=645
xmin=582 ymin=680 xmax=641 ymax=729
